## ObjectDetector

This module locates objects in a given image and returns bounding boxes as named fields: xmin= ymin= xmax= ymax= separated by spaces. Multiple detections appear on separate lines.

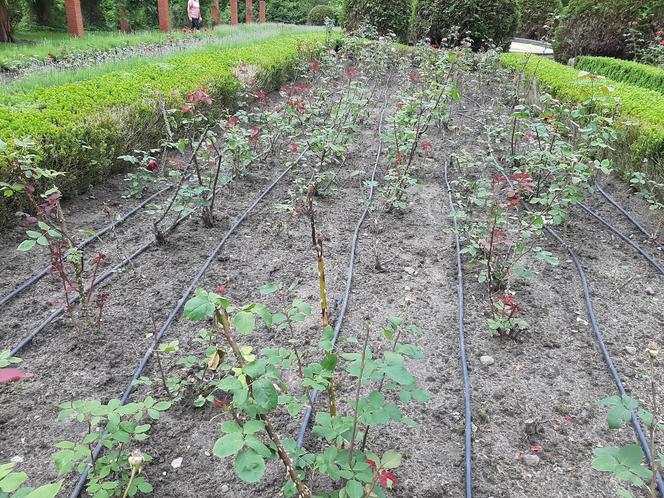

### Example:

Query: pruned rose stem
xmin=307 ymin=184 xmax=330 ymax=327
xmin=215 ymin=308 xmax=311 ymax=498
xmin=649 ymin=351 xmax=660 ymax=498
xmin=348 ymin=322 xmax=371 ymax=469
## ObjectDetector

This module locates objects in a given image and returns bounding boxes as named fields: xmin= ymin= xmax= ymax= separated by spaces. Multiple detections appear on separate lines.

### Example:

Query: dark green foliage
xmin=517 ymin=0 xmax=562 ymax=41
xmin=576 ymin=56 xmax=664 ymax=94
xmin=553 ymin=0 xmax=664 ymax=63
xmin=343 ymin=0 xmax=412 ymax=41
xmin=411 ymin=0 xmax=520 ymax=50
xmin=218 ymin=0 xmax=334 ymax=25
xmin=308 ymin=5 xmax=335 ymax=25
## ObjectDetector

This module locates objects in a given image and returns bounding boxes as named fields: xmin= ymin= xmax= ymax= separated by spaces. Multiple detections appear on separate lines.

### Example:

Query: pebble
xmin=204 ymin=451 xmax=211 ymax=457
xmin=480 ymin=355 xmax=495 ymax=366
xmin=10 ymin=456 xmax=23 ymax=463
xmin=171 ymin=457 xmax=183 ymax=469
xmin=221 ymin=485 xmax=230 ymax=493
xmin=404 ymin=266 xmax=417 ymax=275
xmin=646 ymin=287 xmax=655 ymax=296
xmin=523 ymin=454 xmax=540 ymax=466
xmin=625 ymin=346 xmax=637 ymax=355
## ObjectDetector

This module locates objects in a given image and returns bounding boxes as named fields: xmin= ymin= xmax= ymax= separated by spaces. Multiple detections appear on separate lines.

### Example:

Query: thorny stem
xmin=214 ymin=308 xmax=310 ymax=498
xmin=154 ymin=352 xmax=173 ymax=399
xmin=121 ymin=467 xmax=137 ymax=498
xmin=348 ymin=322 xmax=371 ymax=469
xmin=307 ymin=185 xmax=330 ymax=327
xmin=286 ymin=316 xmax=304 ymax=378
xmin=649 ymin=349 xmax=660 ymax=498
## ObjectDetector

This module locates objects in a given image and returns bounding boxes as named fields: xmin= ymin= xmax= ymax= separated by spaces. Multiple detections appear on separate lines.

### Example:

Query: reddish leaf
xmin=378 ymin=470 xmax=398 ymax=489
xmin=0 ymin=368 xmax=31 ymax=383
xmin=531 ymin=444 xmax=543 ymax=453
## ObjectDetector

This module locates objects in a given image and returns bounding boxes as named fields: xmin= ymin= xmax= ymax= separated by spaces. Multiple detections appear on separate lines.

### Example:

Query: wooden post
xmin=245 ymin=0 xmax=253 ymax=24
xmin=157 ymin=0 xmax=170 ymax=33
xmin=230 ymin=0 xmax=238 ymax=25
xmin=259 ymin=0 xmax=266 ymax=23
xmin=119 ymin=7 xmax=129 ymax=32
xmin=64 ymin=0 xmax=84 ymax=37
xmin=211 ymin=0 xmax=220 ymax=25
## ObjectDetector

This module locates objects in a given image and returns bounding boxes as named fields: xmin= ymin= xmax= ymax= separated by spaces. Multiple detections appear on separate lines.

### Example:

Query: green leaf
xmin=23 ymin=481 xmax=64 ymax=498
xmin=381 ymin=449 xmax=401 ymax=469
xmin=321 ymin=352 xmax=338 ymax=371
xmin=235 ymin=449 xmax=266 ymax=483
xmin=252 ymin=379 xmax=278 ymax=412
xmin=617 ymin=444 xmax=645 ymax=469
xmin=222 ymin=421 xmax=242 ymax=434
xmin=243 ymin=419 xmax=265 ymax=435
xmin=0 ymin=470 xmax=28 ymax=492
xmin=234 ymin=311 xmax=256 ymax=335
xmin=343 ymin=480 xmax=364 ymax=498
xmin=213 ymin=432 xmax=245 ymax=458
xmin=259 ymin=282 xmax=282 ymax=295
xmin=184 ymin=290 xmax=216 ymax=321
xmin=17 ymin=239 xmax=36 ymax=251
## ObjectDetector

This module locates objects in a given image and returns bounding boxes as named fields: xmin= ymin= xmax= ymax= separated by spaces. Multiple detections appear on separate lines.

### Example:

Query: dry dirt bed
xmin=1 ymin=52 xmax=664 ymax=498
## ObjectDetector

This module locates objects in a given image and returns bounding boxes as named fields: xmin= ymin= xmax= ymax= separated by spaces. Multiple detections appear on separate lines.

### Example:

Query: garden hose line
xmin=578 ymin=202 xmax=664 ymax=276
xmin=443 ymin=158 xmax=474 ymax=498
xmin=493 ymin=166 xmax=664 ymax=498
xmin=295 ymin=80 xmax=391 ymax=451
xmin=0 ymin=184 xmax=173 ymax=307
xmin=595 ymin=182 xmax=654 ymax=241
xmin=69 ymin=157 xmax=304 ymax=498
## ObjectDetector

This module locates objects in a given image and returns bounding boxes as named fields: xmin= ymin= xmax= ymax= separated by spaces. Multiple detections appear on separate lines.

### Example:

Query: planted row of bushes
xmin=576 ymin=56 xmax=664 ymax=95
xmin=502 ymin=53 xmax=664 ymax=179
xmin=0 ymin=31 xmax=327 ymax=227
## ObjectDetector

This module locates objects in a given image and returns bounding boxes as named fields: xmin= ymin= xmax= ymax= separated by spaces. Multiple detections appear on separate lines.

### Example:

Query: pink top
xmin=188 ymin=0 xmax=200 ymax=18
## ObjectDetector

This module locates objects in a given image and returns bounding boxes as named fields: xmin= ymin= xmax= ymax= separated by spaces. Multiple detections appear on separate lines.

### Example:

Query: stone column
xmin=245 ymin=0 xmax=253 ymax=24
xmin=259 ymin=1 xmax=266 ymax=23
xmin=157 ymin=0 xmax=170 ymax=33
xmin=230 ymin=0 xmax=238 ymax=25
xmin=64 ymin=0 xmax=84 ymax=37
xmin=211 ymin=0 xmax=220 ymax=25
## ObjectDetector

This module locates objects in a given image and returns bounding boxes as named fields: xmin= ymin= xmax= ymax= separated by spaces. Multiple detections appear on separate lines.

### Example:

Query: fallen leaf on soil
xmin=0 ymin=368 xmax=32 ymax=383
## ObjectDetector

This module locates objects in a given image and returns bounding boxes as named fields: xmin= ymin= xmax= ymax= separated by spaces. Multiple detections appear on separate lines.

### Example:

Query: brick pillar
xmin=119 ymin=8 xmax=130 ymax=32
xmin=211 ymin=0 xmax=220 ymax=25
xmin=246 ymin=0 xmax=253 ymax=24
xmin=230 ymin=0 xmax=238 ymax=25
xmin=157 ymin=0 xmax=170 ymax=33
xmin=259 ymin=1 xmax=266 ymax=23
xmin=64 ymin=0 xmax=84 ymax=37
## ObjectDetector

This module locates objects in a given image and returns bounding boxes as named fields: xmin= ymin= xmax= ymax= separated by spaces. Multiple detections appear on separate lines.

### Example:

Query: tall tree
xmin=0 ymin=0 xmax=15 ymax=43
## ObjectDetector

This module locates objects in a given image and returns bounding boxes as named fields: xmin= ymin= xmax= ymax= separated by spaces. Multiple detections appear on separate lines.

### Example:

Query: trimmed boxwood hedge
xmin=0 ymin=31 xmax=326 ymax=228
xmin=576 ymin=56 xmax=664 ymax=95
xmin=411 ymin=0 xmax=520 ymax=51
xmin=502 ymin=52 xmax=664 ymax=180
xmin=342 ymin=0 xmax=412 ymax=42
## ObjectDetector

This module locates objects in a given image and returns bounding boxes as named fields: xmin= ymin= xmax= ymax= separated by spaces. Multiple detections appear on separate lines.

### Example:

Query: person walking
xmin=188 ymin=0 xmax=202 ymax=29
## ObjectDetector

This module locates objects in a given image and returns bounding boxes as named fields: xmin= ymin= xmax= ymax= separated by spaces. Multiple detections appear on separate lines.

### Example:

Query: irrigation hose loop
xmin=0 ymin=185 xmax=172 ymax=308
xmin=68 ymin=159 xmax=300 ymax=498
xmin=578 ymin=202 xmax=664 ymax=277
xmin=595 ymin=182 xmax=653 ymax=240
xmin=443 ymin=158 xmax=473 ymax=498
xmin=295 ymin=83 xmax=391 ymax=451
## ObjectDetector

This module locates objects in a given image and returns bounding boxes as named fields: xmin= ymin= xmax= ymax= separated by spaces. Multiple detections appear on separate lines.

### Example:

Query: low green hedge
xmin=0 ymin=31 xmax=326 ymax=228
xmin=575 ymin=56 xmax=664 ymax=95
xmin=501 ymin=53 xmax=664 ymax=179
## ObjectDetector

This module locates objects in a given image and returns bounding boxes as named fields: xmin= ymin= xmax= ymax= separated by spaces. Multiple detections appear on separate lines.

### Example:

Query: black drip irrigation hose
xmin=69 ymin=160 xmax=299 ymax=498
xmin=493 ymin=168 xmax=664 ymax=497
xmin=0 ymin=185 xmax=172 ymax=308
xmin=578 ymin=202 xmax=664 ymax=277
xmin=295 ymin=94 xmax=390 ymax=450
xmin=443 ymin=159 xmax=473 ymax=498
xmin=595 ymin=182 xmax=653 ymax=240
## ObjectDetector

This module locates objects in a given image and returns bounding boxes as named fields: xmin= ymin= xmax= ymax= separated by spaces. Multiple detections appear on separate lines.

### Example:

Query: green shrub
xmin=308 ymin=5 xmax=336 ymax=25
xmin=343 ymin=0 xmax=412 ymax=42
xmin=411 ymin=0 xmax=520 ymax=50
xmin=0 ymin=31 xmax=327 ymax=228
xmin=576 ymin=56 xmax=664 ymax=94
xmin=502 ymin=52 xmax=664 ymax=181
xmin=552 ymin=0 xmax=664 ymax=63
xmin=517 ymin=0 xmax=562 ymax=41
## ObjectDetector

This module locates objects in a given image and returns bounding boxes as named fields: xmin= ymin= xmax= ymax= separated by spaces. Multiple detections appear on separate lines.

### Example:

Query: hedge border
xmin=501 ymin=53 xmax=664 ymax=180
xmin=576 ymin=56 xmax=664 ymax=96
xmin=0 ymin=31 xmax=328 ymax=228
